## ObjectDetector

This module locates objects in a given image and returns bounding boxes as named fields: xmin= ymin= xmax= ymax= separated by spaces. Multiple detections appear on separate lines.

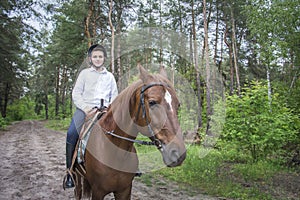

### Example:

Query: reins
xmin=104 ymin=130 xmax=155 ymax=146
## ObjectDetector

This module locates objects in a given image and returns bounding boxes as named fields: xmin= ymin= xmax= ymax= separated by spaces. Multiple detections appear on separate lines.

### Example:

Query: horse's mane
xmin=113 ymin=80 xmax=142 ymax=110
xmin=99 ymin=79 xmax=141 ymax=133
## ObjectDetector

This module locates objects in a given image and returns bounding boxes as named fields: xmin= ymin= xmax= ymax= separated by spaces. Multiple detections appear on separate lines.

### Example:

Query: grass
xmin=137 ymin=145 xmax=294 ymax=200
xmin=45 ymin=118 xmax=71 ymax=131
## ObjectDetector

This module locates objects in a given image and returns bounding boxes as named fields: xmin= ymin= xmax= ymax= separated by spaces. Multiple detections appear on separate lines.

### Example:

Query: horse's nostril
xmin=170 ymin=149 xmax=180 ymax=163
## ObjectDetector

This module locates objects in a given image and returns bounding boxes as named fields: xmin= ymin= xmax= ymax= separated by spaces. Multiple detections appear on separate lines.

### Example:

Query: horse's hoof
xmin=135 ymin=171 xmax=143 ymax=177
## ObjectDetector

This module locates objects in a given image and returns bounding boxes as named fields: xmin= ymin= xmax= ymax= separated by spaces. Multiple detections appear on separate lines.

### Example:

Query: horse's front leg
xmin=113 ymin=184 xmax=132 ymax=200
xmin=91 ymin=191 xmax=107 ymax=200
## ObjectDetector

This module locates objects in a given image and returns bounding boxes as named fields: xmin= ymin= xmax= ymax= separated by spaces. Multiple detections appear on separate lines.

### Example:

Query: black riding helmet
xmin=88 ymin=44 xmax=107 ymax=58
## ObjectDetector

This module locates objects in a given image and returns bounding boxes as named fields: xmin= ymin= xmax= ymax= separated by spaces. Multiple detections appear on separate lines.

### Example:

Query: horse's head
xmin=131 ymin=65 xmax=186 ymax=167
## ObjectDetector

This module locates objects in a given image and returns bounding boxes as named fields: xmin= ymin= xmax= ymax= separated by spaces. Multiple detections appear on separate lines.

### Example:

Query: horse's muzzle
xmin=161 ymin=143 xmax=186 ymax=167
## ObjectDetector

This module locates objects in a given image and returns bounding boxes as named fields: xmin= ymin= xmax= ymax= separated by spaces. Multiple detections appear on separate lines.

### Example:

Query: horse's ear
xmin=159 ymin=65 xmax=168 ymax=78
xmin=138 ymin=63 xmax=151 ymax=83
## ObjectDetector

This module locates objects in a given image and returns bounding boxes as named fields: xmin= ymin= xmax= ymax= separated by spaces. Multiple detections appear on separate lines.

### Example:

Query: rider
xmin=64 ymin=44 xmax=118 ymax=188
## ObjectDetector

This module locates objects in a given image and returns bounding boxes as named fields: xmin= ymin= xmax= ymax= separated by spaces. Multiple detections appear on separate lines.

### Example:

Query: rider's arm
xmin=110 ymin=73 xmax=118 ymax=103
xmin=72 ymin=70 xmax=89 ymax=112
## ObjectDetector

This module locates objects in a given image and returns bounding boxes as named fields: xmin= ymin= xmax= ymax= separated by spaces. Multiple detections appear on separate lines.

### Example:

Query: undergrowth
xmin=138 ymin=145 xmax=295 ymax=200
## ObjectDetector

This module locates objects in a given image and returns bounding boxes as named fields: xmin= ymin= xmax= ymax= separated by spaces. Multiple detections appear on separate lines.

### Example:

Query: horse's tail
xmin=83 ymin=178 xmax=92 ymax=199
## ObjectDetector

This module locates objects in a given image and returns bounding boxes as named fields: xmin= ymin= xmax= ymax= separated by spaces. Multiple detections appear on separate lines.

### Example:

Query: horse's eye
xmin=149 ymin=100 xmax=157 ymax=107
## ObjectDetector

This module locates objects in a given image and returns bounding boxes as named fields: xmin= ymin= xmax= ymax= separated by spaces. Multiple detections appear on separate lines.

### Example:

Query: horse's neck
xmin=101 ymin=106 xmax=137 ymax=132
xmin=99 ymin=107 xmax=138 ymax=151
xmin=87 ymin=116 xmax=139 ymax=172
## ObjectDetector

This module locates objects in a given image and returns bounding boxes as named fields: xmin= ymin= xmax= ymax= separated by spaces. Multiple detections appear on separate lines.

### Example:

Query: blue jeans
xmin=66 ymin=109 xmax=86 ymax=145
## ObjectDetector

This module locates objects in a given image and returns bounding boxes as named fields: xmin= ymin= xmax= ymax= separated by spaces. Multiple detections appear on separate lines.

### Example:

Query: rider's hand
xmin=83 ymin=107 xmax=95 ymax=115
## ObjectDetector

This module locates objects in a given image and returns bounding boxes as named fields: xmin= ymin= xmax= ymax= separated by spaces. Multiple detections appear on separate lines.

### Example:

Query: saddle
xmin=65 ymin=107 xmax=107 ymax=187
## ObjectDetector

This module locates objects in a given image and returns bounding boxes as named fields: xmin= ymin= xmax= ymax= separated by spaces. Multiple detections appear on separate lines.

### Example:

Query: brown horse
xmin=74 ymin=65 xmax=186 ymax=200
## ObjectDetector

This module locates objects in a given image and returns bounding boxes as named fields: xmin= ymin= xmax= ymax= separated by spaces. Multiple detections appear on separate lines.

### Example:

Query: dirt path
xmin=0 ymin=120 xmax=218 ymax=200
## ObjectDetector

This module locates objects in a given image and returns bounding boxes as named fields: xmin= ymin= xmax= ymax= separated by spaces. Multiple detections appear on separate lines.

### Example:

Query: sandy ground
xmin=0 ymin=120 xmax=220 ymax=200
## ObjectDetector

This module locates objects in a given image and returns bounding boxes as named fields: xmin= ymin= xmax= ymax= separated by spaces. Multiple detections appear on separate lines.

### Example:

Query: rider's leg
xmin=64 ymin=109 xmax=85 ymax=188
xmin=65 ymin=142 xmax=75 ymax=188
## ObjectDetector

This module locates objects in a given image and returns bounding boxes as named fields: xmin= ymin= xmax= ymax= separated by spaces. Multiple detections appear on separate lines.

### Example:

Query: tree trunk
xmin=61 ymin=66 xmax=67 ymax=118
xmin=214 ymin=1 xmax=219 ymax=65
xmin=115 ymin=1 xmax=123 ymax=88
xmin=1 ymin=83 xmax=10 ymax=118
xmin=109 ymin=0 xmax=115 ymax=74
xmin=224 ymin=24 xmax=234 ymax=96
xmin=231 ymin=8 xmax=241 ymax=96
xmin=69 ymin=87 xmax=73 ymax=115
xmin=213 ymin=0 xmax=220 ymax=102
xmin=203 ymin=0 xmax=212 ymax=134
xmin=159 ymin=0 xmax=163 ymax=65
xmin=189 ymin=30 xmax=194 ymax=65
xmin=0 ymin=92 xmax=2 ymax=117
xmin=177 ymin=0 xmax=186 ymax=56
xmin=267 ymin=64 xmax=272 ymax=108
xmin=220 ymin=32 xmax=225 ymax=99
xmin=191 ymin=0 xmax=203 ymax=129
xmin=116 ymin=29 xmax=121 ymax=87
xmin=44 ymin=82 xmax=49 ymax=120
xmin=55 ymin=65 xmax=60 ymax=117
xmin=84 ymin=0 xmax=94 ymax=47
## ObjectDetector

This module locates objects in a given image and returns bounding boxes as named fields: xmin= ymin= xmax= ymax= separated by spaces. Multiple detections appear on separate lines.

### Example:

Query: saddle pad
xmin=77 ymin=113 xmax=97 ymax=164
xmin=76 ymin=110 xmax=106 ymax=164
xmin=77 ymin=129 xmax=92 ymax=163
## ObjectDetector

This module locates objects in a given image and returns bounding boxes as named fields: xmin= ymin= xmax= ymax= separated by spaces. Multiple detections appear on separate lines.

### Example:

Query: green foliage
xmin=244 ymin=0 xmax=300 ymax=66
xmin=272 ymin=80 xmax=300 ymax=165
xmin=0 ymin=116 xmax=9 ymax=129
xmin=145 ymin=147 xmax=282 ymax=199
xmin=0 ymin=0 xmax=35 ymax=118
xmin=222 ymin=81 xmax=299 ymax=162
xmin=232 ymin=160 xmax=281 ymax=182
xmin=156 ymin=147 xmax=223 ymax=192
xmin=45 ymin=118 xmax=71 ymax=131
xmin=6 ymin=96 xmax=39 ymax=121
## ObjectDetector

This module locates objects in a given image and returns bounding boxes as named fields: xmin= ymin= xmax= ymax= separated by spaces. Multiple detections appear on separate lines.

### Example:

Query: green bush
xmin=6 ymin=96 xmax=39 ymax=121
xmin=222 ymin=81 xmax=299 ymax=162
xmin=45 ymin=118 xmax=71 ymax=131
xmin=0 ymin=116 xmax=8 ymax=129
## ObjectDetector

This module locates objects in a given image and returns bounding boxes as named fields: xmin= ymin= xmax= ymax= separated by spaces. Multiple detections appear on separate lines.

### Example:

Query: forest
xmin=0 ymin=0 xmax=299 ymax=199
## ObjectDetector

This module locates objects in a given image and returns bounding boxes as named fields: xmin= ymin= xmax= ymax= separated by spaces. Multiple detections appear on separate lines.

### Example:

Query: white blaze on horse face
xmin=164 ymin=90 xmax=173 ymax=113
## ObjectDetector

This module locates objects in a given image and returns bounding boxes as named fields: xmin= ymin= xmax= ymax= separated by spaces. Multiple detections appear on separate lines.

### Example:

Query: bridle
xmin=136 ymin=82 xmax=170 ymax=150
xmin=104 ymin=82 xmax=169 ymax=150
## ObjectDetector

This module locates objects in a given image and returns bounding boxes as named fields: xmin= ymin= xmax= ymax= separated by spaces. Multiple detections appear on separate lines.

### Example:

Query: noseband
xmin=136 ymin=82 xmax=170 ymax=150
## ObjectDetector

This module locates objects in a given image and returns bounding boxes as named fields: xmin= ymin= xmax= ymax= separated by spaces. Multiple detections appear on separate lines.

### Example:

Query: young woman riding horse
xmin=74 ymin=65 xmax=186 ymax=200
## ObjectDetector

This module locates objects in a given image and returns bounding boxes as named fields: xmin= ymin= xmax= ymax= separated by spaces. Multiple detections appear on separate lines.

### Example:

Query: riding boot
xmin=65 ymin=143 xmax=75 ymax=188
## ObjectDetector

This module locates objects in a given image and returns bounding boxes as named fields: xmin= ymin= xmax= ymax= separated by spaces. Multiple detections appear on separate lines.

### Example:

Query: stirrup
xmin=65 ymin=175 xmax=75 ymax=188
